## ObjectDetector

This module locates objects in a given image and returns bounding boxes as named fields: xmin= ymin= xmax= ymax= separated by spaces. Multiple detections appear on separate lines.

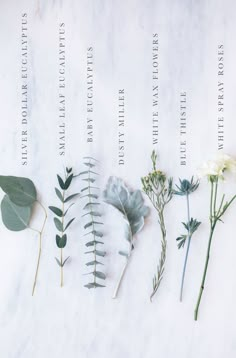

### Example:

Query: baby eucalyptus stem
xmin=194 ymin=176 xmax=236 ymax=320
xmin=30 ymin=201 xmax=47 ymax=296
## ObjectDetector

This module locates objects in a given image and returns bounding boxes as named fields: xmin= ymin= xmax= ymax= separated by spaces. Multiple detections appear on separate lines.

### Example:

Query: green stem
xmin=194 ymin=181 xmax=217 ymax=320
xmin=150 ymin=208 xmax=166 ymax=301
xmin=194 ymin=222 xmax=216 ymax=320
xmin=180 ymin=193 xmax=191 ymax=302
xmin=60 ymin=248 xmax=64 ymax=287
xmin=31 ymin=202 xmax=47 ymax=296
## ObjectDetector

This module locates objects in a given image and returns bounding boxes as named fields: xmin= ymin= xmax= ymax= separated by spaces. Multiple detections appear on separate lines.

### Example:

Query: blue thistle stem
xmin=180 ymin=193 xmax=191 ymax=302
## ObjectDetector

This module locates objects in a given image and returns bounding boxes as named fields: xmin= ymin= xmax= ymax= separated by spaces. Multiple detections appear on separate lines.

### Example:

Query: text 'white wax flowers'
xmin=198 ymin=153 xmax=236 ymax=180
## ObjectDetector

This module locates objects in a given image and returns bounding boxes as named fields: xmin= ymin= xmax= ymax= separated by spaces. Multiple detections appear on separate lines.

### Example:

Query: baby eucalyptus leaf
xmin=81 ymin=194 xmax=99 ymax=200
xmin=84 ymin=282 xmax=105 ymax=289
xmin=84 ymin=230 xmax=103 ymax=238
xmin=54 ymin=217 xmax=63 ymax=231
xmin=93 ymin=271 xmax=106 ymax=280
xmin=82 ymin=212 xmax=102 ymax=218
xmin=84 ymin=162 xmax=95 ymax=168
xmin=86 ymin=260 xmax=103 ymax=266
xmin=83 ymin=202 xmax=100 ymax=210
xmin=56 ymin=234 xmax=67 ymax=248
xmin=83 ymin=178 xmax=96 ymax=183
xmin=119 ymin=251 xmax=129 ymax=258
xmin=84 ymin=221 xmax=103 ymax=230
xmin=49 ymin=206 xmax=63 ymax=217
xmin=1 ymin=195 xmax=31 ymax=231
xmin=85 ymin=250 xmax=106 ymax=257
xmin=0 ymin=176 xmax=36 ymax=207
xmin=86 ymin=240 xmax=104 ymax=247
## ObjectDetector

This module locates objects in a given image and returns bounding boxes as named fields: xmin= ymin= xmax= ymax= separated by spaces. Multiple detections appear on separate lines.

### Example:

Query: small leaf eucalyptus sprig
xmin=49 ymin=167 xmax=78 ymax=287
xmin=104 ymin=176 xmax=149 ymax=298
xmin=0 ymin=176 xmax=47 ymax=295
xmin=79 ymin=157 xmax=106 ymax=289
xmin=141 ymin=151 xmax=173 ymax=302
xmin=174 ymin=177 xmax=201 ymax=301
xmin=194 ymin=153 xmax=236 ymax=320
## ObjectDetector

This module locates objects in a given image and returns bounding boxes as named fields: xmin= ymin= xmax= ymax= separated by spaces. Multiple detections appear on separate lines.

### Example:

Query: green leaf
xmin=54 ymin=217 xmax=63 ymax=231
xmin=66 ymin=167 xmax=72 ymax=174
xmin=119 ymin=251 xmax=129 ymax=258
xmin=0 ymin=176 xmax=36 ymax=206
xmin=93 ymin=271 xmax=106 ymax=280
xmin=86 ymin=260 xmax=103 ymax=266
xmin=55 ymin=188 xmax=63 ymax=202
xmin=56 ymin=234 xmax=67 ymax=248
xmin=64 ymin=174 xmax=73 ymax=189
xmin=86 ymin=240 xmax=104 ymax=247
xmin=62 ymin=256 xmax=70 ymax=266
xmin=64 ymin=217 xmax=75 ymax=231
xmin=55 ymin=257 xmax=62 ymax=267
xmin=83 ymin=178 xmax=96 ymax=183
xmin=85 ymin=250 xmax=106 ymax=257
xmin=81 ymin=194 xmax=99 ymax=200
xmin=49 ymin=206 xmax=63 ymax=217
xmin=84 ymin=230 xmax=103 ymax=237
xmin=1 ymin=195 xmax=32 ymax=231
xmin=84 ymin=282 xmax=105 ymax=289
xmin=83 ymin=202 xmax=100 ymax=210
xmin=57 ymin=175 xmax=65 ymax=190
xmin=64 ymin=203 xmax=74 ymax=216
xmin=64 ymin=193 xmax=79 ymax=203
xmin=84 ymin=162 xmax=95 ymax=168
xmin=84 ymin=221 xmax=103 ymax=230
xmin=82 ymin=212 xmax=102 ymax=218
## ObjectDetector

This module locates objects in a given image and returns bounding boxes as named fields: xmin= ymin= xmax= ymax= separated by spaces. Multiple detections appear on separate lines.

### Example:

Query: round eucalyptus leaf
xmin=0 ymin=176 xmax=37 ymax=206
xmin=1 ymin=195 xmax=32 ymax=231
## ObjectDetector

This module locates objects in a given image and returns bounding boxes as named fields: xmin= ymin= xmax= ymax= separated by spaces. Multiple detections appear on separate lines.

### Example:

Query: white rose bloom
xmin=198 ymin=153 xmax=236 ymax=179
xmin=217 ymin=153 xmax=236 ymax=174
xmin=198 ymin=160 xmax=224 ymax=178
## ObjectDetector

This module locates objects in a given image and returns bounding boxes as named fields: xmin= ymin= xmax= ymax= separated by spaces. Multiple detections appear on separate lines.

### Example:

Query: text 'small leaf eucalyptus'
xmin=174 ymin=177 xmax=201 ymax=302
xmin=0 ymin=176 xmax=47 ymax=295
xmin=49 ymin=167 xmax=78 ymax=287
xmin=141 ymin=151 xmax=173 ymax=302
xmin=79 ymin=157 xmax=106 ymax=289
xmin=104 ymin=176 xmax=149 ymax=298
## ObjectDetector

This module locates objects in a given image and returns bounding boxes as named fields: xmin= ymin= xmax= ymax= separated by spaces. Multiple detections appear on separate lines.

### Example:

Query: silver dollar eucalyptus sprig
xmin=104 ymin=176 xmax=149 ymax=298
xmin=79 ymin=157 xmax=106 ymax=289
xmin=49 ymin=167 xmax=78 ymax=287
xmin=0 ymin=176 xmax=47 ymax=295
xmin=174 ymin=177 xmax=201 ymax=301
xmin=141 ymin=151 xmax=173 ymax=302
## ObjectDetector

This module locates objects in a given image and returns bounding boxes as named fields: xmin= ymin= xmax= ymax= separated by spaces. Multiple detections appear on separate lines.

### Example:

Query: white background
xmin=0 ymin=0 xmax=236 ymax=357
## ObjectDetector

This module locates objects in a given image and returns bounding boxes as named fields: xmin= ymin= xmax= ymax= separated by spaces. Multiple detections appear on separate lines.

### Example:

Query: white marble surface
xmin=1 ymin=0 xmax=236 ymax=357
